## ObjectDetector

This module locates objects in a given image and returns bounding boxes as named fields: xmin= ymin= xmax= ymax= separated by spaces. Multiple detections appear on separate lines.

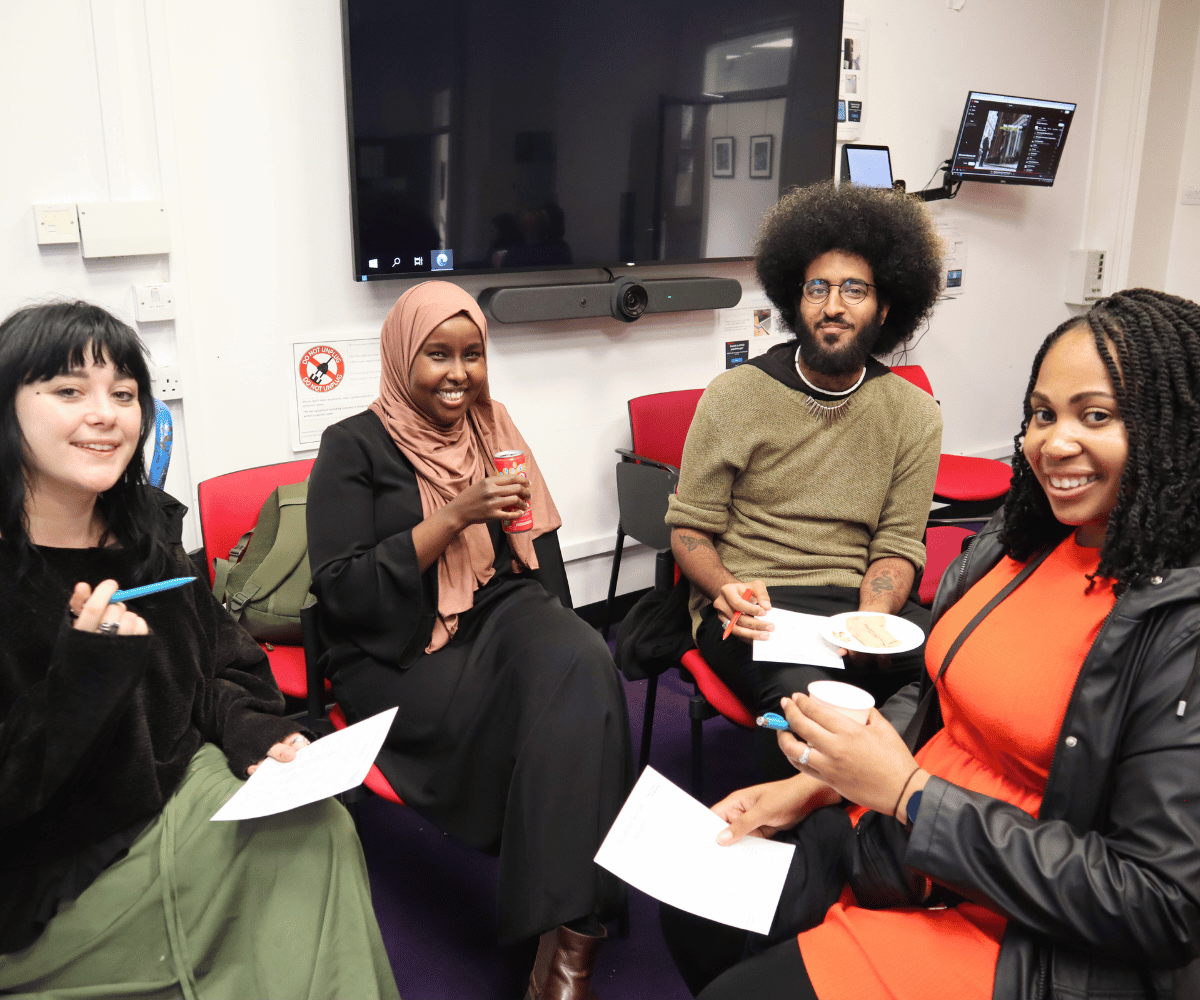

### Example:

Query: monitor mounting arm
xmin=915 ymin=160 xmax=959 ymax=202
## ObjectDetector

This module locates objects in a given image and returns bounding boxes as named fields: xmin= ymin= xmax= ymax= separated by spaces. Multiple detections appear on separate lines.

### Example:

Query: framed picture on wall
xmin=750 ymin=134 xmax=774 ymax=179
xmin=712 ymin=136 xmax=734 ymax=178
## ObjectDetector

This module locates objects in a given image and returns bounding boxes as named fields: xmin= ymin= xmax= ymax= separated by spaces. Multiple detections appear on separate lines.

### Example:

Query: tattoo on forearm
xmin=678 ymin=534 xmax=716 ymax=554
xmin=869 ymin=571 xmax=895 ymax=596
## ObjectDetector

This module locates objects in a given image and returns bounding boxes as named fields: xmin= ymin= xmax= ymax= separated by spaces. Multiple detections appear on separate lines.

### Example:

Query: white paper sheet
xmin=752 ymin=608 xmax=845 ymax=669
xmin=211 ymin=707 xmax=398 ymax=822
xmin=594 ymin=767 xmax=795 ymax=934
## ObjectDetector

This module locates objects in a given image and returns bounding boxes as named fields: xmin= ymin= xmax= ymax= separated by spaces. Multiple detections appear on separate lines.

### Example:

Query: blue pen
xmin=110 ymin=576 xmax=196 ymax=604
xmin=756 ymin=712 xmax=789 ymax=731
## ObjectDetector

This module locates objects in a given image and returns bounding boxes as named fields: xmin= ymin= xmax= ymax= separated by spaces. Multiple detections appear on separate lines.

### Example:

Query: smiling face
xmin=408 ymin=313 xmax=487 ymax=427
xmin=15 ymin=351 xmax=142 ymax=506
xmin=796 ymin=249 xmax=890 ymax=384
xmin=1022 ymin=326 xmax=1128 ymax=546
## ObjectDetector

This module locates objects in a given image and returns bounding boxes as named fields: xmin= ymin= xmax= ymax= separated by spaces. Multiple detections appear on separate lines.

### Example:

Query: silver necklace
xmin=794 ymin=350 xmax=866 ymax=422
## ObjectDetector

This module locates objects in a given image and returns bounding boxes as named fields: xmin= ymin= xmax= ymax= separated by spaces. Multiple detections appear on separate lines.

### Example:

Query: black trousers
xmin=695 ymin=585 xmax=928 ymax=779
xmin=660 ymin=804 xmax=852 ymax=998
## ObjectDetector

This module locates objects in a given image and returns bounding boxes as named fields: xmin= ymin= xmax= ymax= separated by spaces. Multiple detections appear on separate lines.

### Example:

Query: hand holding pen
xmin=716 ymin=579 xmax=773 ymax=641
xmin=69 ymin=576 xmax=195 ymax=636
xmin=70 ymin=580 xmax=149 ymax=636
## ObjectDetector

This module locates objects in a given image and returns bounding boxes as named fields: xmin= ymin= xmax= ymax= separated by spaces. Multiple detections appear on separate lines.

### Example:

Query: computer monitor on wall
xmin=840 ymin=144 xmax=893 ymax=188
xmin=949 ymin=91 xmax=1076 ymax=186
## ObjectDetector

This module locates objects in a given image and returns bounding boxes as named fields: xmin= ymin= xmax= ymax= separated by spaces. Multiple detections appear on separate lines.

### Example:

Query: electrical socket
xmin=151 ymin=363 xmax=183 ymax=400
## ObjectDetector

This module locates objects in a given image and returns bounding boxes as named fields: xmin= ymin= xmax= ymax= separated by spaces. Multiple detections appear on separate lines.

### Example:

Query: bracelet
xmin=891 ymin=765 xmax=922 ymax=823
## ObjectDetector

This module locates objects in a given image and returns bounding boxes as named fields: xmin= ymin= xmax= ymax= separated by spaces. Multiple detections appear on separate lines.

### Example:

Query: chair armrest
xmin=615 ymin=448 xmax=680 ymax=477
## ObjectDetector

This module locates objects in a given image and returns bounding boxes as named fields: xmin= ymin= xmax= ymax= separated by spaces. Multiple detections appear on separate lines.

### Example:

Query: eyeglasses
xmin=801 ymin=278 xmax=875 ymax=305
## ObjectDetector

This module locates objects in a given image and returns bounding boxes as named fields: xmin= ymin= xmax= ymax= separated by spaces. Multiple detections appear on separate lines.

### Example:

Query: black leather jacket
xmin=883 ymin=516 xmax=1200 ymax=999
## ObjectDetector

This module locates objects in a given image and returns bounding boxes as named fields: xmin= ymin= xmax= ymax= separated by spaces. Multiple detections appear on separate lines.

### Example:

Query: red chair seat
xmin=919 ymin=525 xmax=976 ymax=605
xmin=264 ymin=643 xmax=313 ymax=699
xmin=328 ymin=705 xmax=404 ymax=805
xmin=680 ymin=649 xmax=756 ymax=728
xmin=935 ymin=454 xmax=1012 ymax=502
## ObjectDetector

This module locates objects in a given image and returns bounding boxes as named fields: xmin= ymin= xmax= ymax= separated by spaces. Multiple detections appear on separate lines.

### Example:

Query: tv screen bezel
xmin=338 ymin=0 xmax=841 ymax=284
xmin=948 ymin=90 xmax=1077 ymax=188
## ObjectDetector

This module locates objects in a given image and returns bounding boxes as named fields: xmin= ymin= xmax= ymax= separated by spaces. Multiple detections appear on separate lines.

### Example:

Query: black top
xmin=307 ymin=408 xmax=571 ymax=679
xmin=0 ymin=493 xmax=298 ymax=951
xmin=746 ymin=340 xmax=891 ymax=400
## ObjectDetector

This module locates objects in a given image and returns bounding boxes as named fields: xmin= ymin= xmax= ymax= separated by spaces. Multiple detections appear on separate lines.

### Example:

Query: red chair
xmin=891 ymin=365 xmax=1013 ymax=523
xmin=603 ymin=389 xmax=757 ymax=794
xmin=197 ymin=459 xmax=315 ymax=699
xmin=919 ymin=525 xmax=976 ymax=605
xmin=603 ymin=389 xmax=705 ymax=638
xmin=301 ymin=601 xmax=405 ymax=805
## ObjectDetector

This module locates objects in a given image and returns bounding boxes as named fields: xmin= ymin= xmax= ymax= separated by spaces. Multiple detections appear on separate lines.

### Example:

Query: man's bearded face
xmin=795 ymin=304 xmax=885 ymax=377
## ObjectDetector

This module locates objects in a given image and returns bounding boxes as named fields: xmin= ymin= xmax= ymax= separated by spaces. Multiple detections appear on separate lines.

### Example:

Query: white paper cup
xmin=807 ymin=680 xmax=875 ymax=724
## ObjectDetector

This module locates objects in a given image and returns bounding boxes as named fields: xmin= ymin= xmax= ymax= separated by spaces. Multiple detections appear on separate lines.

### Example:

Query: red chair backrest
xmin=889 ymin=364 xmax=934 ymax=397
xmin=627 ymin=388 xmax=706 ymax=468
xmin=197 ymin=459 xmax=316 ymax=585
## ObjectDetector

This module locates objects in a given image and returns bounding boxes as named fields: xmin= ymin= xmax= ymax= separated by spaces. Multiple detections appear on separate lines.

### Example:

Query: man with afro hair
xmin=665 ymin=180 xmax=945 ymax=775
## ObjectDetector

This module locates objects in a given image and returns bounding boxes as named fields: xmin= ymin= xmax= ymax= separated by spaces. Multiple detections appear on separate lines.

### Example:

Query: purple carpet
xmin=354 ymin=657 xmax=763 ymax=999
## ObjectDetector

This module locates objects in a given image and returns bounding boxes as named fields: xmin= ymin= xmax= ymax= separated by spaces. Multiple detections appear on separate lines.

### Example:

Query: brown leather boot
xmin=526 ymin=924 xmax=607 ymax=1000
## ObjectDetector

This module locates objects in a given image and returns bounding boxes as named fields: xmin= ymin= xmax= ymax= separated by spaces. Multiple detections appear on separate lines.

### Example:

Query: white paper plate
xmin=822 ymin=612 xmax=925 ymax=654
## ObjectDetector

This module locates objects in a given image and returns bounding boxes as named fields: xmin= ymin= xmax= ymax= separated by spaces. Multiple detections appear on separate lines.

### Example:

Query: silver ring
xmin=289 ymin=734 xmax=309 ymax=748
xmin=97 ymin=620 xmax=120 ymax=634
xmin=798 ymin=744 xmax=812 ymax=767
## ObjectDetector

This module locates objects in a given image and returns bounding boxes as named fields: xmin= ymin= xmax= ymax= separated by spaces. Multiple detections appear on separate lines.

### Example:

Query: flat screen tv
xmin=341 ymin=0 xmax=844 ymax=282
xmin=948 ymin=91 xmax=1077 ymax=186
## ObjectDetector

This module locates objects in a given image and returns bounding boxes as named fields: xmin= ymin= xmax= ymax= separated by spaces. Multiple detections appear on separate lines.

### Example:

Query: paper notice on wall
xmin=290 ymin=338 xmax=382 ymax=450
xmin=718 ymin=297 xmax=789 ymax=368
xmin=937 ymin=222 xmax=968 ymax=298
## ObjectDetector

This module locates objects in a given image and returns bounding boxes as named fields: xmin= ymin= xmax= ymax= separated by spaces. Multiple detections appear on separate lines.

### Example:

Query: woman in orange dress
xmin=662 ymin=288 xmax=1200 ymax=999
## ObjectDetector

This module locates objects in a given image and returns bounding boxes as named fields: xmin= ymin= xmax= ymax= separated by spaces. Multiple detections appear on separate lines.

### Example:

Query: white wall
xmin=1 ymin=0 xmax=1194 ymax=606
xmin=1164 ymin=17 xmax=1200 ymax=303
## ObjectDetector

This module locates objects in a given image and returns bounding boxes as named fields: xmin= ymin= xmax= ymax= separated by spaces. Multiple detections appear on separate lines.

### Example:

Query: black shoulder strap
xmin=902 ymin=545 xmax=1055 ymax=750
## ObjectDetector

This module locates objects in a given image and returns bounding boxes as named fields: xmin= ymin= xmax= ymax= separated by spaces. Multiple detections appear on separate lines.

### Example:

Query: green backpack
xmin=212 ymin=480 xmax=311 ymax=644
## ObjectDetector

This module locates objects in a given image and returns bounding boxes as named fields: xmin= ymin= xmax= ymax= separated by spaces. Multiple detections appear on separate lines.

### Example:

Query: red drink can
xmin=493 ymin=450 xmax=534 ymax=532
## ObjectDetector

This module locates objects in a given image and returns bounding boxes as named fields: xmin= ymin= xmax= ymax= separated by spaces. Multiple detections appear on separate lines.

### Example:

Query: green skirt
xmin=0 ymin=743 xmax=400 ymax=1000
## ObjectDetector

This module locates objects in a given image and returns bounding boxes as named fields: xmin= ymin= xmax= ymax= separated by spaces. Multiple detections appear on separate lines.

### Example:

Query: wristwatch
xmin=905 ymin=789 xmax=924 ymax=827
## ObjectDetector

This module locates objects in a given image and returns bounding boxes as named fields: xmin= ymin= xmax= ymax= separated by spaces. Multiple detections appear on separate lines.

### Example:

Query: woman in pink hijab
xmin=308 ymin=281 xmax=632 ymax=1000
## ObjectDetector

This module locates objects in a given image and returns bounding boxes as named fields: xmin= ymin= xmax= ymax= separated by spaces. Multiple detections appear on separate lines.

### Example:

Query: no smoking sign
xmin=299 ymin=346 xmax=345 ymax=392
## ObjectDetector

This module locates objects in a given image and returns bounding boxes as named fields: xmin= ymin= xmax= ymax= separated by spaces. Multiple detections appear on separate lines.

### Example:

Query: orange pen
xmin=722 ymin=587 xmax=757 ymax=640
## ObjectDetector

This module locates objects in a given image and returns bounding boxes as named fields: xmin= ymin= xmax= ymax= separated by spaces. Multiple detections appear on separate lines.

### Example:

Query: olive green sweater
xmin=665 ymin=362 xmax=942 ymax=635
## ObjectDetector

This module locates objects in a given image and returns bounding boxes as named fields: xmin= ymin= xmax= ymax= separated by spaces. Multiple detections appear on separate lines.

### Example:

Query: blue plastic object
xmin=149 ymin=398 xmax=173 ymax=489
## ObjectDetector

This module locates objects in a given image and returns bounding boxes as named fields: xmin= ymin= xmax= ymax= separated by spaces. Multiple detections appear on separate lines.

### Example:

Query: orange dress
xmin=798 ymin=535 xmax=1117 ymax=1000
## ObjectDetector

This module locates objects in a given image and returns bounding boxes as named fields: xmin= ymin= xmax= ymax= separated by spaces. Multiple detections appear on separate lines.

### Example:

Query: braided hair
xmin=753 ymin=180 xmax=944 ymax=354
xmin=1001 ymin=288 xmax=1200 ymax=588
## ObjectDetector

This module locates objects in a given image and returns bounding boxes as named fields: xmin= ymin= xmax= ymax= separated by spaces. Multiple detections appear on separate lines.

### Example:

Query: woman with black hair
xmin=0 ymin=302 xmax=398 ymax=998
xmin=663 ymin=288 xmax=1200 ymax=999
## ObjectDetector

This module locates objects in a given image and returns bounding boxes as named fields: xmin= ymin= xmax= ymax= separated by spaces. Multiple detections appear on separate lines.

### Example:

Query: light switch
xmin=134 ymin=283 xmax=176 ymax=322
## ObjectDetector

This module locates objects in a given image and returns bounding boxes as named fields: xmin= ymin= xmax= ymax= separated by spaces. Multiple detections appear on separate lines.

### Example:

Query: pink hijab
xmin=369 ymin=281 xmax=561 ymax=652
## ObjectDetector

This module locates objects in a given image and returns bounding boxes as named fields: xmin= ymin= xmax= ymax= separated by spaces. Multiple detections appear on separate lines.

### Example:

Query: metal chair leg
xmin=639 ymin=674 xmax=658 ymax=772
xmin=602 ymin=524 xmax=625 ymax=639
xmin=687 ymin=687 xmax=719 ymax=799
